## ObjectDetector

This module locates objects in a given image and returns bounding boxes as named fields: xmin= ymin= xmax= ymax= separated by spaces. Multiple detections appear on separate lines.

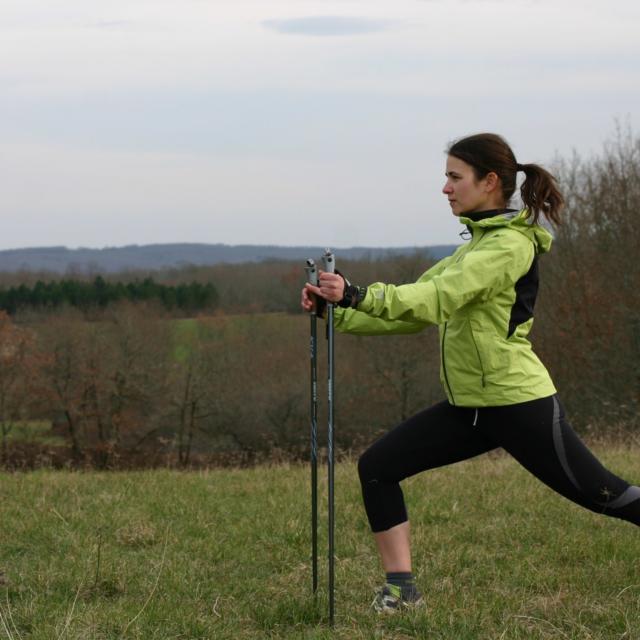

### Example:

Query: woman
xmin=301 ymin=133 xmax=640 ymax=613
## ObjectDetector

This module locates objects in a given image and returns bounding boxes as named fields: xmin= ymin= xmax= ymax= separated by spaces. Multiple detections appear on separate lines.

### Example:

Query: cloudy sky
xmin=1 ymin=0 xmax=639 ymax=250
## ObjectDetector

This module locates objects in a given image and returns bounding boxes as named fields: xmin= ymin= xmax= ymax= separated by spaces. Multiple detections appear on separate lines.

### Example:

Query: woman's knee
xmin=358 ymin=441 xmax=401 ymax=487
xmin=358 ymin=441 xmax=393 ymax=485
xmin=358 ymin=446 xmax=377 ymax=484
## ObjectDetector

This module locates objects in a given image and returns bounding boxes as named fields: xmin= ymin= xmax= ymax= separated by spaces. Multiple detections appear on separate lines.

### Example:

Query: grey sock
xmin=385 ymin=572 xmax=421 ymax=601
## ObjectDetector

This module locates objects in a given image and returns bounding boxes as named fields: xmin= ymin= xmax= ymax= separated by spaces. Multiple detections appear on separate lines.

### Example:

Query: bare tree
xmin=0 ymin=312 xmax=40 ymax=461
xmin=539 ymin=123 xmax=640 ymax=430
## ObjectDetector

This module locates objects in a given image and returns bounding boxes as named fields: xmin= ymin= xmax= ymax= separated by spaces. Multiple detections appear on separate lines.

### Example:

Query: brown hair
xmin=447 ymin=133 xmax=564 ymax=225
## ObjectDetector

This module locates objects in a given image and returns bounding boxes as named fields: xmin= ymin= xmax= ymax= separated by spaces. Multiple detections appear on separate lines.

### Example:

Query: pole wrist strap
xmin=335 ymin=270 xmax=367 ymax=309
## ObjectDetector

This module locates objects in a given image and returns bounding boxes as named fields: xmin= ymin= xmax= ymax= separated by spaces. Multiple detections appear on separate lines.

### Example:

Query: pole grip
xmin=305 ymin=258 xmax=318 ymax=286
xmin=322 ymin=250 xmax=335 ymax=274
xmin=305 ymin=258 xmax=321 ymax=318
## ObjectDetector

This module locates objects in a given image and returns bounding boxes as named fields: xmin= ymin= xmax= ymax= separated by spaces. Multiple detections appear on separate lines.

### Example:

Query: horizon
xmin=0 ymin=240 xmax=461 ymax=253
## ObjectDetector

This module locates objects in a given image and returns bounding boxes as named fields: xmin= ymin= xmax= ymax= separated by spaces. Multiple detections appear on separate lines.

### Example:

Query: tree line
xmin=0 ymin=276 xmax=218 ymax=315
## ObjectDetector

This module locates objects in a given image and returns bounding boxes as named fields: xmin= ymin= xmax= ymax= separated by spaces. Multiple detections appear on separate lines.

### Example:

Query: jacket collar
xmin=458 ymin=208 xmax=554 ymax=254
xmin=462 ymin=208 xmax=518 ymax=223
xmin=458 ymin=208 xmax=519 ymax=241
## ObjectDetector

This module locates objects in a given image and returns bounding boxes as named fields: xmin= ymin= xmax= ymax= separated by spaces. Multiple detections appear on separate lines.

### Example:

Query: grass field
xmin=2 ymin=422 xmax=63 ymax=446
xmin=0 ymin=446 xmax=639 ymax=639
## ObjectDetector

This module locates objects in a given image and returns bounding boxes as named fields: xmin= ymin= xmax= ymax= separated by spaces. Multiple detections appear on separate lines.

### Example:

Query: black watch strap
xmin=337 ymin=283 xmax=367 ymax=309
xmin=334 ymin=269 xmax=367 ymax=309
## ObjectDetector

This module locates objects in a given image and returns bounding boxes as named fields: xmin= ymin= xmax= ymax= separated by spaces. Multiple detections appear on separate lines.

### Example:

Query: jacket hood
xmin=459 ymin=209 xmax=553 ymax=254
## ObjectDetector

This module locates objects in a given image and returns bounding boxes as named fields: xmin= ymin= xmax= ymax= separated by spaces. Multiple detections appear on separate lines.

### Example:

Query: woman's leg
xmin=374 ymin=521 xmax=412 ymax=572
xmin=358 ymin=400 xmax=497 ymax=571
xmin=479 ymin=394 xmax=640 ymax=526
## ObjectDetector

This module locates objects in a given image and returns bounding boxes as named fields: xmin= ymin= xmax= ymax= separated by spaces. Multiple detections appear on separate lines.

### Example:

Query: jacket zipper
xmin=469 ymin=329 xmax=486 ymax=388
xmin=441 ymin=322 xmax=456 ymax=405
xmin=442 ymin=225 xmax=487 ymax=405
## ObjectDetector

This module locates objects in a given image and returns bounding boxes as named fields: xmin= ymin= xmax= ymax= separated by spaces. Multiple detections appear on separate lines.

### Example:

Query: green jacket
xmin=333 ymin=209 xmax=557 ymax=407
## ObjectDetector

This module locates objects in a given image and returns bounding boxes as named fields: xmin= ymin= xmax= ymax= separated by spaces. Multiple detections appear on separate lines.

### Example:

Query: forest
xmin=0 ymin=129 xmax=638 ymax=469
xmin=0 ymin=276 xmax=218 ymax=315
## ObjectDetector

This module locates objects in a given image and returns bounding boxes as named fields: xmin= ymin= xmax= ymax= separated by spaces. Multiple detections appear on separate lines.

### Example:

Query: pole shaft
xmin=305 ymin=259 xmax=319 ymax=597
xmin=322 ymin=248 xmax=336 ymax=627
xmin=327 ymin=301 xmax=335 ymax=626
xmin=310 ymin=313 xmax=318 ymax=594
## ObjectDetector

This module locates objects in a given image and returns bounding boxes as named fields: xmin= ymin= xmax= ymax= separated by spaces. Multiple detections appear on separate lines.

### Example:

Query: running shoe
xmin=372 ymin=583 xmax=424 ymax=614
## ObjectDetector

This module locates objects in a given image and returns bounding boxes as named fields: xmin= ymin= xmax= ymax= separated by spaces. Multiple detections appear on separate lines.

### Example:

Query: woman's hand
xmin=301 ymin=284 xmax=316 ymax=313
xmin=301 ymin=271 xmax=345 ymax=312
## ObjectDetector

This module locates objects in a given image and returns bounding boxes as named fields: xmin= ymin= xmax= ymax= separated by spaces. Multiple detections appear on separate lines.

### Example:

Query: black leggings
xmin=358 ymin=395 xmax=640 ymax=532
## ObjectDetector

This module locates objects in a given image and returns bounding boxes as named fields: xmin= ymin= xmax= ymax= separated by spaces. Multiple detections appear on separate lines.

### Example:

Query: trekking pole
xmin=321 ymin=248 xmax=336 ymax=626
xmin=304 ymin=258 xmax=319 ymax=596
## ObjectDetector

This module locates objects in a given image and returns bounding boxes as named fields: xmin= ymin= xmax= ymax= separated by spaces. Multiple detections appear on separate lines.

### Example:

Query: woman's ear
xmin=484 ymin=171 xmax=500 ymax=194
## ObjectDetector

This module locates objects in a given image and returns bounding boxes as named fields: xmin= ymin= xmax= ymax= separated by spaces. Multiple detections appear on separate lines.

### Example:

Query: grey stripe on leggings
xmin=551 ymin=396 xmax=581 ymax=491
xmin=552 ymin=395 xmax=640 ymax=509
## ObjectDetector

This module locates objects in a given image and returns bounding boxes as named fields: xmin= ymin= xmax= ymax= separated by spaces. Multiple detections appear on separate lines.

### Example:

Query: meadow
xmin=0 ymin=445 xmax=639 ymax=639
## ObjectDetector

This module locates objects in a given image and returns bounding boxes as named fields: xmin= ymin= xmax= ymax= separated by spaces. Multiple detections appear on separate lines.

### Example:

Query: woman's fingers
xmin=301 ymin=285 xmax=315 ymax=311
xmin=305 ymin=283 xmax=323 ymax=297
xmin=301 ymin=272 xmax=345 ymax=310
xmin=308 ymin=275 xmax=345 ymax=303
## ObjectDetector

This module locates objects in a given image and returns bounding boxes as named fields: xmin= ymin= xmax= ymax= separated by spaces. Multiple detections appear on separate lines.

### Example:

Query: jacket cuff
xmin=358 ymin=286 xmax=375 ymax=313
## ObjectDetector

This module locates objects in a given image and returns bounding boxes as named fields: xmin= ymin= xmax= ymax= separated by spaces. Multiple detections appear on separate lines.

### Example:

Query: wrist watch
xmin=337 ymin=284 xmax=367 ymax=309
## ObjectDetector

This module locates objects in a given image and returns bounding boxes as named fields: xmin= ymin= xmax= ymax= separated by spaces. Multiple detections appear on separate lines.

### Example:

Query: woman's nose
xmin=442 ymin=182 xmax=452 ymax=194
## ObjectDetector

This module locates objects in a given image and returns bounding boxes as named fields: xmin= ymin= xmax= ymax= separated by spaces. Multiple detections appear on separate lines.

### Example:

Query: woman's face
xmin=442 ymin=155 xmax=499 ymax=216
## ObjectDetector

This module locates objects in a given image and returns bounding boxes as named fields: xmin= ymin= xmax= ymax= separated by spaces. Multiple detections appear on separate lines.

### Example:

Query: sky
xmin=1 ymin=0 xmax=639 ymax=250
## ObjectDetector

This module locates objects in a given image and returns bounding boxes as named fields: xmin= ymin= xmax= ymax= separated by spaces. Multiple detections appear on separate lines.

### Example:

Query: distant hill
xmin=0 ymin=243 xmax=460 ymax=274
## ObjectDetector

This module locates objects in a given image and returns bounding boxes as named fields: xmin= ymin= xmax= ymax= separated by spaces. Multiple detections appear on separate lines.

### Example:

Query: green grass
xmin=0 ymin=446 xmax=639 ymax=639
xmin=1 ymin=421 xmax=64 ymax=446
xmin=172 ymin=312 xmax=299 ymax=361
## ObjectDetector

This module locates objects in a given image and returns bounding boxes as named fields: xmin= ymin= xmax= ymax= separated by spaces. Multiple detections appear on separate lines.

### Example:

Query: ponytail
xmin=518 ymin=163 xmax=564 ymax=226
xmin=448 ymin=133 xmax=565 ymax=226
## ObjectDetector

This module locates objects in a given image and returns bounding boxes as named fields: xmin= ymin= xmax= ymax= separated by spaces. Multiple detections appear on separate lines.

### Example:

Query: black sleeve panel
xmin=507 ymin=256 xmax=539 ymax=338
